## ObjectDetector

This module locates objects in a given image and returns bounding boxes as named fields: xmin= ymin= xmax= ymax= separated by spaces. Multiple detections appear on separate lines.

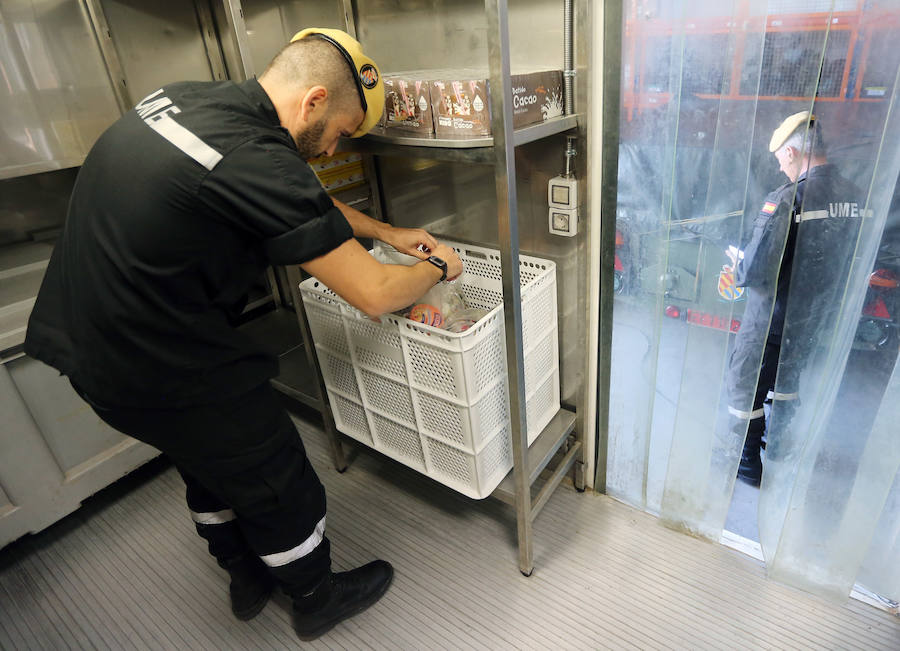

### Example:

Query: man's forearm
xmin=333 ymin=197 xmax=389 ymax=241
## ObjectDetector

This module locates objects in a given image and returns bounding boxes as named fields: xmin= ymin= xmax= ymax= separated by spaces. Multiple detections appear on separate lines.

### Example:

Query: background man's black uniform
xmin=728 ymin=164 xmax=864 ymax=484
xmin=25 ymin=78 xmax=353 ymax=599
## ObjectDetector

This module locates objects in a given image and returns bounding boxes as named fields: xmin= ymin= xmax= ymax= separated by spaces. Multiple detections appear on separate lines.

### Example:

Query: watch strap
xmin=425 ymin=255 xmax=447 ymax=282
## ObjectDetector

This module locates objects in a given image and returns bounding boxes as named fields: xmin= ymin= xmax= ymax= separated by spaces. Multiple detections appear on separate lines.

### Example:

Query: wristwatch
xmin=425 ymin=255 xmax=447 ymax=282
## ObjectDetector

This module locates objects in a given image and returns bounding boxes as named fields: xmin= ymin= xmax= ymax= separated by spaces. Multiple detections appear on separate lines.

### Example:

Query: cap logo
xmin=359 ymin=64 xmax=378 ymax=89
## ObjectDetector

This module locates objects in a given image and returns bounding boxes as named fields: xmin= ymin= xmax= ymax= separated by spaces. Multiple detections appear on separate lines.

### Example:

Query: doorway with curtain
xmin=605 ymin=0 xmax=900 ymax=609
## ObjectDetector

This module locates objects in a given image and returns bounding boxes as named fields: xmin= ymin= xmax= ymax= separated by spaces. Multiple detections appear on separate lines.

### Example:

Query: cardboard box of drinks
xmin=378 ymin=69 xmax=563 ymax=138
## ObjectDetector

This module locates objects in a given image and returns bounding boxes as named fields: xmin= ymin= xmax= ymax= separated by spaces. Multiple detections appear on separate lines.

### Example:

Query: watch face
xmin=427 ymin=255 xmax=447 ymax=279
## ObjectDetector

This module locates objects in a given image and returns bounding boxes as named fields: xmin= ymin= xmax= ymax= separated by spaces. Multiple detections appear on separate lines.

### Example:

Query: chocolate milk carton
xmin=430 ymin=75 xmax=492 ymax=137
xmin=383 ymin=74 xmax=434 ymax=134
xmin=429 ymin=69 xmax=563 ymax=137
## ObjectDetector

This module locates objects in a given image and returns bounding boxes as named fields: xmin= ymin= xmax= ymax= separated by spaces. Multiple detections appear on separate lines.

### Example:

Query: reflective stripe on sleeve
xmin=148 ymin=115 xmax=223 ymax=171
xmin=728 ymin=406 xmax=765 ymax=420
xmin=796 ymin=210 xmax=827 ymax=223
xmin=260 ymin=517 xmax=326 ymax=567
xmin=191 ymin=509 xmax=236 ymax=525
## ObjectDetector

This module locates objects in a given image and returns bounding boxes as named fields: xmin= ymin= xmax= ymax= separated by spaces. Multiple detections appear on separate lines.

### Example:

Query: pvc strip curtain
xmin=607 ymin=0 xmax=900 ymax=603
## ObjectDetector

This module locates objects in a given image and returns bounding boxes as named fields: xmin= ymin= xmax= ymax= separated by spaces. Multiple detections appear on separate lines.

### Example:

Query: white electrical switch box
xmin=548 ymin=175 xmax=578 ymax=209
xmin=549 ymin=207 xmax=578 ymax=237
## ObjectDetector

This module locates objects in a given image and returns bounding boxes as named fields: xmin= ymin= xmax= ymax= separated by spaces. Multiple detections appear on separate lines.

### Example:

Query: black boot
xmin=737 ymin=448 xmax=762 ymax=487
xmin=291 ymin=560 xmax=393 ymax=641
xmin=219 ymin=555 xmax=275 ymax=620
xmin=736 ymin=425 xmax=764 ymax=487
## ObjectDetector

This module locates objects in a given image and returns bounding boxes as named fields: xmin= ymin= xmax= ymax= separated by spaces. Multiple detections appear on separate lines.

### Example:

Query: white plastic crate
xmin=300 ymin=241 xmax=559 ymax=499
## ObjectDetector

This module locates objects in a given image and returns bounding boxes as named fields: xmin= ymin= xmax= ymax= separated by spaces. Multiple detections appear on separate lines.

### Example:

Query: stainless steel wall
xmin=0 ymin=169 xmax=76 ymax=247
xmin=99 ymin=0 xmax=220 ymax=101
xmin=0 ymin=0 xmax=120 ymax=179
xmin=354 ymin=0 xmax=564 ymax=71
xmin=241 ymin=0 xmax=344 ymax=76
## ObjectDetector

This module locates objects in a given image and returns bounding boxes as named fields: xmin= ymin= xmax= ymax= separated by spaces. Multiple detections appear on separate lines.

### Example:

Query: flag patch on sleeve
xmin=762 ymin=201 xmax=777 ymax=214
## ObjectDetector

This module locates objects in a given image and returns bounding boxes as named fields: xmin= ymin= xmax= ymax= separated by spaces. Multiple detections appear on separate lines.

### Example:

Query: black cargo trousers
xmin=73 ymin=381 xmax=331 ymax=594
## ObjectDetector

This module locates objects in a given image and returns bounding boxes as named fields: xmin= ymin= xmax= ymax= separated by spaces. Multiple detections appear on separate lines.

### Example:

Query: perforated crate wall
xmin=301 ymin=240 xmax=559 ymax=499
xmin=345 ymin=315 xmax=406 ymax=381
xmin=369 ymin=411 xmax=426 ymax=472
xmin=328 ymin=391 xmax=372 ymax=446
xmin=412 ymin=378 xmax=509 ymax=453
xmin=358 ymin=368 xmax=416 ymax=428
xmin=305 ymin=300 xmax=349 ymax=358
xmin=402 ymin=312 xmax=506 ymax=404
xmin=316 ymin=346 xmax=360 ymax=401
xmin=422 ymin=423 xmax=513 ymax=499
xmin=526 ymin=370 xmax=560 ymax=444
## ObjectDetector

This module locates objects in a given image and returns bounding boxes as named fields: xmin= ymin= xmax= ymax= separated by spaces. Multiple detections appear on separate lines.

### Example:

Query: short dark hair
xmin=261 ymin=38 xmax=360 ymax=116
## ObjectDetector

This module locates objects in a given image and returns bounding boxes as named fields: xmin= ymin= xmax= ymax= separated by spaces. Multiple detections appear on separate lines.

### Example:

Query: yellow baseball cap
xmin=291 ymin=28 xmax=383 ymax=138
xmin=769 ymin=110 xmax=815 ymax=152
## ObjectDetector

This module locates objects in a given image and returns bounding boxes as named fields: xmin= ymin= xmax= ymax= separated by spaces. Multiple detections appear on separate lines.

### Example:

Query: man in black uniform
xmin=727 ymin=111 xmax=864 ymax=486
xmin=24 ymin=28 xmax=462 ymax=641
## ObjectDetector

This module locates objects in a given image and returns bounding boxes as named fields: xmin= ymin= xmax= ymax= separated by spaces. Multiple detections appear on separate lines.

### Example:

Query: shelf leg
xmin=575 ymin=460 xmax=587 ymax=493
xmin=484 ymin=0 xmax=534 ymax=576
xmin=284 ymin=266 xmax=347 ymax=473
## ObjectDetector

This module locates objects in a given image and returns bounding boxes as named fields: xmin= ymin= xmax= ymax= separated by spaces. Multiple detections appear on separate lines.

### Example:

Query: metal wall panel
xmin=355 ymin=0 xmax=564 ymax=72
xmin=0 ymin=357 xmax=159 ymax=548
xmin=0 ymin=0 xmax=120 ymax=179
xmin=0 ymin=169 xmax=76 ymax=247
xmin=7 ymin=356 xmax=127 ymax=474
xmin=99 ymin=0 xmax=217 ymax=102
xmin=241 ymin=0 xmax=344 ymax=76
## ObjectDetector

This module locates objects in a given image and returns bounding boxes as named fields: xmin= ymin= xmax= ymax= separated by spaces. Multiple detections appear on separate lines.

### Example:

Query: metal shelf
xmin=492 ymin=407 xmax=577 ymax=506
xmin=342 ymin=115 xmax=580 ymax=163
xmin=0 ymin=242 xmax=55 ymax=357
xmin=237 ymin=307 xmax=319 ymax=408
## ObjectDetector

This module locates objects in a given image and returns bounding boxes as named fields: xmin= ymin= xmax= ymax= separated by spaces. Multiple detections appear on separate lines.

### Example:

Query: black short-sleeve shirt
xmin=25 ymin=79 xmax=353 ymax=408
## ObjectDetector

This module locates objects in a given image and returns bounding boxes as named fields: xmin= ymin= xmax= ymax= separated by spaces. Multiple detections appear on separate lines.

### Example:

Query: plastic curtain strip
xmin=658 ymin=4 xmax=769 ymax=539
xmin=605 ymin=1 xmax=689 ymax=512
xmin=759 ymin=20 xmax=900 ymax=601
xmin=607 ymin=0 xmax=900 ymax=602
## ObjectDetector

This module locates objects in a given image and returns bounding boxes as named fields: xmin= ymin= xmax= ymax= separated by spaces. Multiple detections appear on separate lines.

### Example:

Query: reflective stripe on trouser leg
xmin=191 ymin=509 xmax=236 ymax=525
xmin=260 ymin=517 xmax=326 ymax=567
xmin=178 ymin=465 xmax=252 ymax=562
xmin=773 ymin=391 xmax=798 ymax=401
xmin=728 ymin=406 xmax=766 ymax=420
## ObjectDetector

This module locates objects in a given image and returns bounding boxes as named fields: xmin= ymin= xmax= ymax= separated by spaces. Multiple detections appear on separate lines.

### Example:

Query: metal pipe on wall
xmin=564 ymin=0 xmax=574 ymax=115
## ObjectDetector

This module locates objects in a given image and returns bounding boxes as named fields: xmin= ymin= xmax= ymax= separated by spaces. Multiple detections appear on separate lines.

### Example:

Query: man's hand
xmin=431 ymin=243 xmax=463 ymax=281
xmin=381 ymin=227 xmax=439 ymax=260
xmin=725 ymin=245 xmax=744 ymax=267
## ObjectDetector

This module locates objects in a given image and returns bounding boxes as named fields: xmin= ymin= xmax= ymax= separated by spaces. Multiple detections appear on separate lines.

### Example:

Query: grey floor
xmin=1 ymin=404 xmax=898 ymax=650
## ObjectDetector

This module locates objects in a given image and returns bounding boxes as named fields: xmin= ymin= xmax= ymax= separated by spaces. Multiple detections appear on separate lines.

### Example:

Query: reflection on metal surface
xmin=195 ymin=0 xmax=228 ymax=82
xmin=99 ymin=0 xmax=220 ymax=99
xmin=354 ymin=0 xmax=568 ymax=73
xmin=240 ymin=0 xmax=344 ymax=76
xmin=0 ymin=0 xmax=120 ymax=179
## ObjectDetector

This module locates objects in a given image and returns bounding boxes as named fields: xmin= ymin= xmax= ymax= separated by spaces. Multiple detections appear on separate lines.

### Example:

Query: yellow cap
xmin=291 ymin=28 xmax=383 ymax=138
xmin=769 ymin=110 xmax=816 ymax=152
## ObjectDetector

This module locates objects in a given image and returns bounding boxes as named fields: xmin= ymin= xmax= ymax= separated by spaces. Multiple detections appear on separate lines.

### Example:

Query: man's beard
xmin=295 ymin=118 xmax=327 ymax=160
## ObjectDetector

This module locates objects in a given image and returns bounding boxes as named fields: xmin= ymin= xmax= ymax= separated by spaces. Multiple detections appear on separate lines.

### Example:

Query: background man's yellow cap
xmin=291 ymin=28 xmax=383 ymax=138
xmin=769 ymin=110 xmax=815 ymax=152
